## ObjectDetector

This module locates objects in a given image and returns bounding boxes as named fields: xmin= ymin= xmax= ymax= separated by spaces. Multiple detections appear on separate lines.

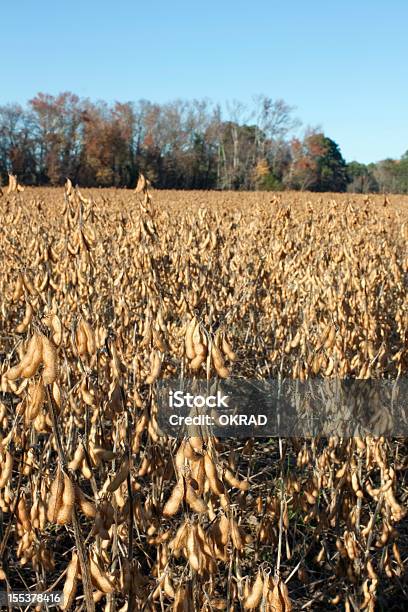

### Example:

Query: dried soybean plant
xmin=0 ymin=180 xmax=407 ymax=611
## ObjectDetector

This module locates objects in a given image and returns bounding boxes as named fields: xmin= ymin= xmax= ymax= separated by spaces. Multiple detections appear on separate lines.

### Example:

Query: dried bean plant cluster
xmin=0 ymin=176 xmax=407 ymax=611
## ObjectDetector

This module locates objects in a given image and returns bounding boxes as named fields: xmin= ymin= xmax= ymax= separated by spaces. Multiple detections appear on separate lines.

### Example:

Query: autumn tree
xmin=372 ymin=156 xmax=408 ymax=193
xmin=346 ymin=161 xmax=379 ymax=193
xmin=77 ymin=101 xmax=137 ymax=187
xmin=252 ymin=95 xmax=299 ymax=171
xmin=0 ymin=104 xmax=36 ymax=184
xmin=285 ymin=132 xmax=347 ymax=192
xmin=29 ymin=92 xmax=83 ymax=184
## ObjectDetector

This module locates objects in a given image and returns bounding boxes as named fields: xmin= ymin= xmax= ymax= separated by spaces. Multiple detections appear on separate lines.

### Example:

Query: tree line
xmin=0 ymin=92 xmax=407 ymax=192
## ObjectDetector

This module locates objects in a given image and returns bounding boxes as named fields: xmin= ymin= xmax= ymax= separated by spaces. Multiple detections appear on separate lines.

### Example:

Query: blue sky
xmin=2 ymin=0 xmax=407 ymax=163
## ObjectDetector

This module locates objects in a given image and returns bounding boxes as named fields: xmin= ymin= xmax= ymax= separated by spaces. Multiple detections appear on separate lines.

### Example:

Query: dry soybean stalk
xmin=46 ymin=386 xmax=95 ymax=612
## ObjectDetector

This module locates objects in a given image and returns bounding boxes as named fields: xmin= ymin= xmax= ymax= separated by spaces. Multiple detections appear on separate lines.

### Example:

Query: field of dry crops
xmin=0 ymin=180 xmax=407 ymax=611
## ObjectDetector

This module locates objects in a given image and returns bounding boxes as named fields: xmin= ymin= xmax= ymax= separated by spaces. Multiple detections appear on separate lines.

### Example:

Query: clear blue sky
xmin=2 ymin=0 xmax=407 ymax=164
